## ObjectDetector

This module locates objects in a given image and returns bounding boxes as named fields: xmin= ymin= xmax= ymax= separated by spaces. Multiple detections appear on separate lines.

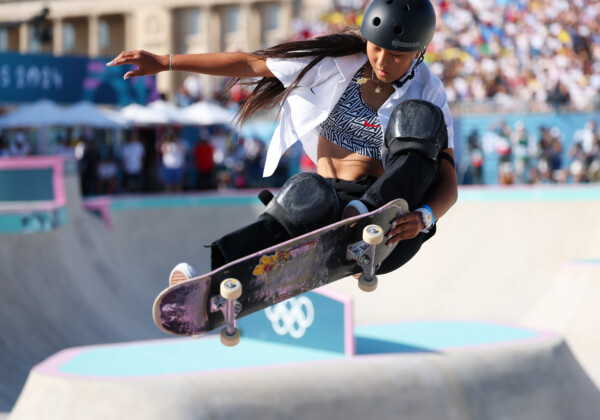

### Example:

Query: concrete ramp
xmin=9 ymin=335 xmax=600 ymax=420
xmin=0 ymin=165 xmax=262 ymax=410
xmin=327 ymin=186 xmax=600 ymax=386
xmin=2 ymin=158 xmax=600 ymax=419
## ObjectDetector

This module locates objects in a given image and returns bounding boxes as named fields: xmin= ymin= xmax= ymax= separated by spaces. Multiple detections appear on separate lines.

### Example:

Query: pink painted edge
xmin=33 ymin=288 xmax=356 ymax=380
xmin=0 ymin=156 xmax=66 ymax=207
xmin=0 ymin=202 xmax=60 ymax=213
xmin=32 ymin=336 xmax=348 ymax=381
xmin=33 ymin=324 xmax=560 ymax=381
xmin=83 ymin=196 xmax=113 ymax=230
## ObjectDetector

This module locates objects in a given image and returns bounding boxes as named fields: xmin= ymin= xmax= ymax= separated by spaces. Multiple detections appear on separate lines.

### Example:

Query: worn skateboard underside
xmin=153 ymin=199 xmax=407 ymax=336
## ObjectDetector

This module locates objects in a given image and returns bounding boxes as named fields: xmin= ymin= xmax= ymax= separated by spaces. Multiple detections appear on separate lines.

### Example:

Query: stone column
xmin=53 ymin=18 xmax=64 ymax=56
xmin=243 ymin=3 xmax=261 ymax=51
xmin=88 ymin=14 xmax=99 ymax=57
xmin=280 ymin=0 xmax=293 ymax=38
xmin=18 ymin=22 xmax=29 ymax=53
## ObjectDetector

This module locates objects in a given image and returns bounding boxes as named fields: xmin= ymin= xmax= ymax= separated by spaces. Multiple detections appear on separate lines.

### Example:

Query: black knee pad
xmin=385 ymin=100 xmax=448 ymax=162
xmin=264 ymin=172 xmax=340 ymax=237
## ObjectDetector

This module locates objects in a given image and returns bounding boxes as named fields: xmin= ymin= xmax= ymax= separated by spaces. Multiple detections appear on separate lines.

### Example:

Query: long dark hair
xmin=228 ymin=29 xmax=367 ymax=129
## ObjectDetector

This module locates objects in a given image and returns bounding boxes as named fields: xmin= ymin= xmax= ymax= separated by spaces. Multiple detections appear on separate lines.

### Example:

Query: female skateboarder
xmin=108 ymin=0 xmax=457 ymax=277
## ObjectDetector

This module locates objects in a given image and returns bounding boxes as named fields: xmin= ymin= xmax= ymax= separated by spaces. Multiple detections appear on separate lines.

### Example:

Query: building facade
xmin=0 ymin=0 xmax=322 ymax=102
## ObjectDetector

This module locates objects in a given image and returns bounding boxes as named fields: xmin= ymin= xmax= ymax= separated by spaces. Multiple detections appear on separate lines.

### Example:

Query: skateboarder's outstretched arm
xmin=107 ymin=50 xmax=274 ymax=80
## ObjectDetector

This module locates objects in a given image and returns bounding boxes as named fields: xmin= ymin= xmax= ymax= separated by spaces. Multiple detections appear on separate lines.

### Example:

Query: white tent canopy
xmin=120 ymin=100 xmax=235 ymax=126
xmin=180 ymin=101 xmax=235 ymax=126
xmin=0 ymin=99 xmax=129 ymax=128
xmin=60 ymin=101 xmax=129 ymax=128
xmin=147 ymin=100 xmax=195 ymax=125
xmin=120 ymin=103 xmax=172 ymax=126
xmin=0 ymin=99 xmax=67 ymax=128
xmin=0 ymin=99 xmax=237 ymax=128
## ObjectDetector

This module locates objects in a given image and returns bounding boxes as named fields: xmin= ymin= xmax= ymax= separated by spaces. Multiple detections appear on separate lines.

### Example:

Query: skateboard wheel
xmin=358 ymin=273 xmax=378 ymax=292
xmin=363 ymin=225 xmax=384 ymax=246
xmin=220 ymin=327 xmax=241 ymax=347
xmin=220 ymin=278 xmax=242 ymax=300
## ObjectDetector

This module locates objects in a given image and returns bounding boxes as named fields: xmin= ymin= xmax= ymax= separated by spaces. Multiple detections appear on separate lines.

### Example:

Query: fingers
xmin=106 ymin=50 xmax=165 ymax=80
xmin=123 ymin=70 xmax=142 ymax=80
xmin=107 ymin=50 xmax=146 ymax=80
xmin=106 ymin=50 xmax=141 ymax=67
xmin=385 ymin=213 xmax=421 ymax=245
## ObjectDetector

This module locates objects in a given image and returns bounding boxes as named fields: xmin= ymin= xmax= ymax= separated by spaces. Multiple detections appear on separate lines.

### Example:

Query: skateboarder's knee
xmin=263 ymin=172 xmax=340 ymax=236
xmin=385 ymin=100 xmax=448 ymax=164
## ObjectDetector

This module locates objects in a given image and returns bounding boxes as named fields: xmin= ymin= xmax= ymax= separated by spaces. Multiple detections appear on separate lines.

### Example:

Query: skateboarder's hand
xmin=386 ymin=212 xmax=425 ymax=245
xmin=107 ymin=50 xmax=169 ymax=79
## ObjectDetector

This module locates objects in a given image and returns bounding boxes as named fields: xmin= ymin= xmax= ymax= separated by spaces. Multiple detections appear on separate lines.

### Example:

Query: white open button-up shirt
xmin=263 ymin=53 xmax=453 ymax=177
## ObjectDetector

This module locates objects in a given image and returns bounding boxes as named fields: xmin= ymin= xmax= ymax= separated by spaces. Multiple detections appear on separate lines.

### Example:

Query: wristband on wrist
xmin=415 ymin=205 xmax=435 ymax=233
xmin=169 ymin=54 xmax=174 ymax=71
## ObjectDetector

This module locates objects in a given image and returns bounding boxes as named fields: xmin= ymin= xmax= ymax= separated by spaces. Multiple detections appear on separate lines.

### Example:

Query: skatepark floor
xmin=2 ymin=171 xmax=600 ymax=419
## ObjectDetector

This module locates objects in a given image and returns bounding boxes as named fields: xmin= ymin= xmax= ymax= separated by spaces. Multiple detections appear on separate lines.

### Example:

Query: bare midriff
xmin=316 ymin=135 xmax=384 ymax=181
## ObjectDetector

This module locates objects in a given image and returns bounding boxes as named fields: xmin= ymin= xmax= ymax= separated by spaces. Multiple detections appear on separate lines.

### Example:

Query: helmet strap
xmin=393 ymin=50 xmax=426 ymax=89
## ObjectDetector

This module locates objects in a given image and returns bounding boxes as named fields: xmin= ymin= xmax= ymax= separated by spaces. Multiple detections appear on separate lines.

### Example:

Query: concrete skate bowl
xmin=2 ymin=157 xmax=600 ymax=419
xmin=0 ymin=157 xmax=263 ymax=411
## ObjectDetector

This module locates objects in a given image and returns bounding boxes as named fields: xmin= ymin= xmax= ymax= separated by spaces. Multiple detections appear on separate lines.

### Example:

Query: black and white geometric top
xmin=319 ymin=64 xmax=384 ymax=160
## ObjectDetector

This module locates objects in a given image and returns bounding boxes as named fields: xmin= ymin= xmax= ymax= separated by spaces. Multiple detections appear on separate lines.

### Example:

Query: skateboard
xmin=152 ymin=198 xmax=409 ymax=346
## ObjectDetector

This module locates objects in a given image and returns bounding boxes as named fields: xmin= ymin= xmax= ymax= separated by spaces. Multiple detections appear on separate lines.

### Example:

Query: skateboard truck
xmin=346 ymin=224 xmax=384 ymax=292
xmin=211 ymin=278 xmax=243 ymax=346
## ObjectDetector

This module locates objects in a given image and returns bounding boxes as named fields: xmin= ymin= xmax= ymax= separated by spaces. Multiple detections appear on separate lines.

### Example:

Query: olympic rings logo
xmin=264 ymin=296 xmax=314 ymax=339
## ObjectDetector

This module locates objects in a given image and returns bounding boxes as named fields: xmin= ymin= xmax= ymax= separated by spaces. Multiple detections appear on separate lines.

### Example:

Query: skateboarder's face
xmin=366 ymin=41 xmax=421 ymax=84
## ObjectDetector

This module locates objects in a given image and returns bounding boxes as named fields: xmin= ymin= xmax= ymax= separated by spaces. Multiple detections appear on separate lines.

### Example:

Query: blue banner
xmin=0 ymin=53 xmax=158 ymax=105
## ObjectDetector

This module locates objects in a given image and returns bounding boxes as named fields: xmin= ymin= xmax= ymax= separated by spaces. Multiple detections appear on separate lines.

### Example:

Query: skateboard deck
xmin=153 ymin=198 xmax=409 ymax=338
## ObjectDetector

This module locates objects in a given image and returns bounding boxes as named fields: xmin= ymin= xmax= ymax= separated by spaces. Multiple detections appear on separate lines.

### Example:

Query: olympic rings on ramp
xmin=264 ymin=296 xmax=315 ymax=339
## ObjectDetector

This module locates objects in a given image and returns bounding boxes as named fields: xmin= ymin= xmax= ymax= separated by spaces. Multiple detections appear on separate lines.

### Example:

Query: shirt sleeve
xmin=266 ymin=56 xmax=339 ymax=89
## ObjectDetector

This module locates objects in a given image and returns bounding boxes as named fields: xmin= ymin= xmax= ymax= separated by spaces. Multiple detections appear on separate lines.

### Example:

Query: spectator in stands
xmin=97 ymin=152 xmax=119 ymax=194
xmin=573 ymin=120 xmax=598 ymax=157
xmin=160 ymin=131 xmax=186 ymax=192
xmin=511 ymin=121 xmax=533 ymax=184
xmin=465 ymin=129 xmax=484 ymax=185
xmin=121 ymin=134 xmax=145 ymax=193
xmin=76 ymin=137 xmax=101 ymax=196
xmin=493 ymin=121 xmax=512 ymax=165
xmin=0 ymin=135 xmax=9 ymax=158
xmin=537 ymin=127 xmax=564 ymax=183
xmin=242 ymin=137 xmax=267 ymax=188
xmin=10 ymin=132 xmax=31 ymax=156
xmin=568 ymin=142 xmax=588 ymax=183
xmin=547 ymin=81 xmax=571 ymax=110
xmin=54 ymin=136 xmax=75 ymax=158
xmin=193 ymin=135 xmax=215 ymax=190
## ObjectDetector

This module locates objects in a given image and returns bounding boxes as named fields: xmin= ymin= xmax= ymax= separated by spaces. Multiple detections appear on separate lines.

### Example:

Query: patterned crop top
xmin=319 ymin=64 xmax=384 ymax=160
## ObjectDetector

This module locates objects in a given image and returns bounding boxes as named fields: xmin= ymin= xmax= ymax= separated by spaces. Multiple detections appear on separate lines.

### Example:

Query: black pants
xmin=211 ymin=151 xmax=440 ymax=273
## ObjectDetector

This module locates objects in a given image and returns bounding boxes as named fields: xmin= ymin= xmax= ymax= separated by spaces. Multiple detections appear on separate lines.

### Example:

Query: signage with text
xmin=0 ymin=53 xmax=157 ymax=105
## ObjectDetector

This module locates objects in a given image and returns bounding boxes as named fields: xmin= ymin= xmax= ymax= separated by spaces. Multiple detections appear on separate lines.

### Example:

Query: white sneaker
xmin=169 ymin=262 xmax=198 ymax=286
xmin=342 ymin=200 xmax=369 ymax=219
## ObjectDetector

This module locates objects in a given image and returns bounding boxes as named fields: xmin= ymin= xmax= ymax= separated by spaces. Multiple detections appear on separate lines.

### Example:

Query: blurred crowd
xmin=432 ymin=0 xmax=599 ymax=112
xmin=462 ymin=118 xmax=600 ymax=185
xmin=0 ymin=127 xmax=306 ymax=196
xmin=311 ymin=0 xmax=599 ymax=113
xmin=2 ymin=115 xmax=599 ymax=194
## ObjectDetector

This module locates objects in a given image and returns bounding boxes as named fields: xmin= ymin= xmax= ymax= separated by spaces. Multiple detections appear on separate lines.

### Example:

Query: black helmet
xmin=360 ymin=0 xmax=436 ymax=53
